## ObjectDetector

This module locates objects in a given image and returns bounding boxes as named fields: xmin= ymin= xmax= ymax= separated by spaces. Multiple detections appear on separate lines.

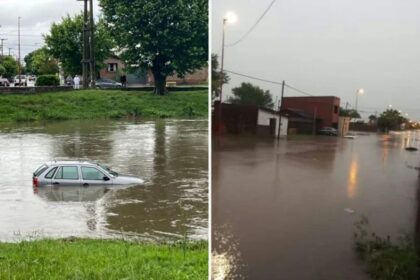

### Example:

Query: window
xmin=45 ymin=167 xmax=58 ymax=179
xmin=107 ymin=63 xmax=118 ymax=72
xmin=34 ymin=165 xmax=48 ymax=176
xmin=55 ymin=166 xmax=79 ymax=180
xmin=81 ymin=167 xmax=105 ymax=180
xmin=334 ymin=105 xmax=338 ymax=114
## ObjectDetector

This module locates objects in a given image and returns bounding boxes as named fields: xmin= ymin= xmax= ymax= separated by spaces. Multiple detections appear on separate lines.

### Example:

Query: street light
xmin=355 ymin=88 xmax=364 ymax=113
xmin=218 ymin=11 xmax=237 ymax=132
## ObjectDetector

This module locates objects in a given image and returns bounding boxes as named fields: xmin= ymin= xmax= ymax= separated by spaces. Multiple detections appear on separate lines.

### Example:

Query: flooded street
xmin=213 ymin=132 xmax=420 ymax=279
xmin=0 ymin=119 xmax=208 ymax=242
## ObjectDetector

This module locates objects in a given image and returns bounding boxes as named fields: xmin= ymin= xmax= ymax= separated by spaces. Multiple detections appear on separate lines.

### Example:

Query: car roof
xmin=44 ymin=160 xmax=101 ymax=166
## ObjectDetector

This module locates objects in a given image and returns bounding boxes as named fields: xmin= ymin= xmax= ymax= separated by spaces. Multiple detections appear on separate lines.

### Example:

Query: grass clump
xmin=0 ymin=89 xmax=208 ymax=123
xmin=354 ymin=216 xmax=419 ymax=280
xmin=0 ymin=238 xmax=208 ymax=280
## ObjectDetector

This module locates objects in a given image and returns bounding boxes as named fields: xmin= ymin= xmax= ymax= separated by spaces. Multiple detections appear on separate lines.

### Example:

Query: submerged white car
xmin=33 ymin=161 xmax=144 ymax=187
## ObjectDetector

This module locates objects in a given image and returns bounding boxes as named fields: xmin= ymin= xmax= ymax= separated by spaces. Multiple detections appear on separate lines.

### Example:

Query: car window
xmin=34 ymin=165 xmax=48 ymax=176
xmin=81 ymin=167 xmax=105 ymax=180
xmin=54 ymin=166 xmax=79 ymax=180
xmin=45 ymin=167 xmax=58 ymax=179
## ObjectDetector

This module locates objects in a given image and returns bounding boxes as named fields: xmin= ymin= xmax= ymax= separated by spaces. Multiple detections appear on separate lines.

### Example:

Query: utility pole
xmin=18 ymin=16 xmax=21 ymax=85
xmin=277 ymin=80 xmax=285 ymax=139
xmin=8 ymin=48 xmax=12 ymax=56
xmin=82 ymin=0 xmax=89 ymax=88
xmin=312 ymin=106 xmax=318 ymax=135
xmin=89 ymin=0 xmax=95 ymax=87
xmin=0 ymin=38 xmax=6 ymax=57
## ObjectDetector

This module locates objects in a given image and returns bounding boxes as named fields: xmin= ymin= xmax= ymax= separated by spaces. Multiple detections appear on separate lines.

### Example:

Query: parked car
xmin=317 ymin=127 xmax=338 ymax=136
xmin=27 ymin=75 xmax=36 ymax=82
xmin=14 ymin=75 xmax=27 ymax=86
xmin=0 ymin=77 xmax=10 ymax=87
xmin=32 ymin=161 xmax=144 ymax=187
xmin=95 ymin=78 xmax=122 ymax=89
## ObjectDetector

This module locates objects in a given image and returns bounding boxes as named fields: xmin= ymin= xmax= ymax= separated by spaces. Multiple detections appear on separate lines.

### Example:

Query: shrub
xmin=354 ymin=216 xmax=419 ymax=280
xmin=35 ymin=75 xmax=60 ymax=86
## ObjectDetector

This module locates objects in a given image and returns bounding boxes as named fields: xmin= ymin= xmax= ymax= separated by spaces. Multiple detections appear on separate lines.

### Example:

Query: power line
xmin=284 ymin=84 xmax=313 ymax=96
xmin=225 ymin=69 xmax=284 ymax=85
xmin=225 ymin=0 xmax=276 ymax=47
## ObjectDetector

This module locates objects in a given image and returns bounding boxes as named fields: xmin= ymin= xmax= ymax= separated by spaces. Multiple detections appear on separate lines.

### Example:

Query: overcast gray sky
xmin=0 ymin=0 xmax=100 ymax=62
xmin=212 ymin=0 xmax=420 ymax=120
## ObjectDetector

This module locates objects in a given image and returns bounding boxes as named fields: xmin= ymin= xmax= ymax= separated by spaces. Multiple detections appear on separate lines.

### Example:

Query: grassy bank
xmin=354 ymin=216 xmax=419 ymax=280
xmin=0 ymin=238 xmax=208 ymax=279
xmin=0 ymin=89 xmax=208 ymax=122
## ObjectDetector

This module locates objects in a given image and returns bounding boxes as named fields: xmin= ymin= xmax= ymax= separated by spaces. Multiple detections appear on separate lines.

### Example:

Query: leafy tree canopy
xmin=228 ymin=82 xmax=274 ymax=108
xmin=100 ymin=0 xmax=208 ymax=95
xmin=45 ymin=13 xmax=114 ymax=76
xmin=0 ymin=65 xmax=6 ymax=76
xmin=24 ymin=47 xmax=59 ymax=75
xmin=211 ymin=54 xmax=229 ymax=101
xmin=377 ymin=109 xmax=407 ymax=131
xmin=0 ymin=56 xmax=20 ymax=78
xmin=339 ymin=107 xmax=361 ymax=118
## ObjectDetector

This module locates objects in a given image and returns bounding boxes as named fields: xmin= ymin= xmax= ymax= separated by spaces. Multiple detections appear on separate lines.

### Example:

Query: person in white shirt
xmin=73 ymin=75 xmax=81 ymax=89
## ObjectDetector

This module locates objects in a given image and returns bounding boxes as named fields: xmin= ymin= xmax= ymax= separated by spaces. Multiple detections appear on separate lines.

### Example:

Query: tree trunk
xmin=151 ymin=64 xmax=167 ymax=95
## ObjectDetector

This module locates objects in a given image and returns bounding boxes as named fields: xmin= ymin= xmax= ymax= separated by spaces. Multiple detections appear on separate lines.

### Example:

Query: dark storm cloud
xmin=213 ymin=0 xmax=420 ymax=119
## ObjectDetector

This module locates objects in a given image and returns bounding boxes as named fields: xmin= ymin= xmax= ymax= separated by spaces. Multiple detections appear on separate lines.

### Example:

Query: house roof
xmin=280 ymin=108 xmax=315 ymax=119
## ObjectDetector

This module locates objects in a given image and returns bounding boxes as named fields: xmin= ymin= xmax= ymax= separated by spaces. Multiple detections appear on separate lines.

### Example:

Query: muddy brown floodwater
xmin=0 ymin=119 xmax=208 ymax=242
xmin=212 ymin=131 xmax=420 ymax=280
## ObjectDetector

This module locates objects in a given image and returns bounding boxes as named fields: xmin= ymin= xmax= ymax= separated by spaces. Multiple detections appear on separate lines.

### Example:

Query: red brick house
xmin=99 ymin=55 xmax=208 ymax=85
xmin=147 ymin=67 xmax=208 ymax=86
xmin=99 ymin=55 xmax=125 ymax=81
xmin=281 ymin=96 xmax=340 ymax=129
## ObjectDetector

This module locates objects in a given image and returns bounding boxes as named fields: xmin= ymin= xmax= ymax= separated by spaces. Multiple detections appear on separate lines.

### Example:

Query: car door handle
xmin=53 ymin=182 xmax=59 ymax=185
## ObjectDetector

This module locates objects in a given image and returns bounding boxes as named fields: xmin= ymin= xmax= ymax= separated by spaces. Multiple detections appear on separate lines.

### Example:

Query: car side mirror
xmin=103 ymin=176 xmax=110 ymax=181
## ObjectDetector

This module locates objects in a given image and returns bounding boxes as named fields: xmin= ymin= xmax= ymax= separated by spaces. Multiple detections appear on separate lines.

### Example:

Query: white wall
xmin=257 ymin=110 xmax=288 ymax=137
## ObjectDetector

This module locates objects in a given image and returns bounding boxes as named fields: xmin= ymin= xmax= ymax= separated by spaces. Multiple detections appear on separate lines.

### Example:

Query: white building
xmin=257 ymin=108 xmax=288 ymax=138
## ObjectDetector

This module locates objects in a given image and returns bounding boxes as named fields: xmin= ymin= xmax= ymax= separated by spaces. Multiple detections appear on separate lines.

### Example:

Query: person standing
xmin=73 ymin=75 xmax=81 ymax=90
xmin=120 ymin=75 xmax=127 ymax=88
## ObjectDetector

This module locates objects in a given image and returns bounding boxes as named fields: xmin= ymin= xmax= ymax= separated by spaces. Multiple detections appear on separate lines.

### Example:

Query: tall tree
xmin=228 ymin=82 xmax=274 ymax=108
xmin=211 ymin=54 xmax=229 ymax=101
xmin=0 ymin=56 xmax=19 ymax=78
xmin=377 ymin=109 xmax=407 ymax=131
xmin=339 ymin=108 xmax=361 ymax=119
xmin=100 ymin=0 xmax=208 ymax=95
xmin=24 ymin=47 xmax=59 ymax=75
xmin=45 ymin=14 xmax=113 ymax=76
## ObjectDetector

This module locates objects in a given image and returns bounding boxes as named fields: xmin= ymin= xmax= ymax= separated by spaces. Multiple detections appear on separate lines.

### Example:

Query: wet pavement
xmin=212 ymin=132 xmax=420 ymax=280
xmin=0 ymin=119 xmax=208 ymax=242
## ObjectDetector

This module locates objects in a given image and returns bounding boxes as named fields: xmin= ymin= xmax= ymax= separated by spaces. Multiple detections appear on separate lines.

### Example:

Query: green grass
xmin=0 ymin=238 xmax=208 ymax=280
xmin=0 ymin=89 xmax=208 ymax=122
xmin=354 ymin=216 xmax=419 ymax=280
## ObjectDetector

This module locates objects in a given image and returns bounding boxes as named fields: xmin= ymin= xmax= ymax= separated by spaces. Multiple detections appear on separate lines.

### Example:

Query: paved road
xmin=213 ymin=132 xmax=420 ymax=280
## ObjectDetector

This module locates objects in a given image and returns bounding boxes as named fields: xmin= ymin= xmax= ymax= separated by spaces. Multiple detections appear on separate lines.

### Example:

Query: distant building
xmin=213 ymin=102 xmax=288 ymax=138
xmin=281 ymin=96 xmax=340 ymax=130
xmin=147 ymin=67 xmax=208 ymax=86
xmin=99 ymin=55 xmax=125 ymax=81
xmin=99 ymin=55 xmax=207 ymax=86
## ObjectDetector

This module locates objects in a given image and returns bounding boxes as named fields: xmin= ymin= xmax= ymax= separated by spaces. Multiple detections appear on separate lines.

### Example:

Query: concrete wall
xmin=338 ymin=117 xmax=351 ymax=136
xmin=257 ymin=109 xmax=288 ymax=137
xmin=0 ymin=86 xmax=73 ymax=94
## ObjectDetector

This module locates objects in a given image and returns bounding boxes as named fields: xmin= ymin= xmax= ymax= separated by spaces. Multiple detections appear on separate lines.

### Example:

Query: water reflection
xmin=34 ymin=185 xmax=110 ymax=202
xmin=0 ymin=119 xmax=207 ymax=242
xmin=213 ymin=132 xmax=419 ymax=279
xmin=347 ymin=155 xmax=359 ymax=199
